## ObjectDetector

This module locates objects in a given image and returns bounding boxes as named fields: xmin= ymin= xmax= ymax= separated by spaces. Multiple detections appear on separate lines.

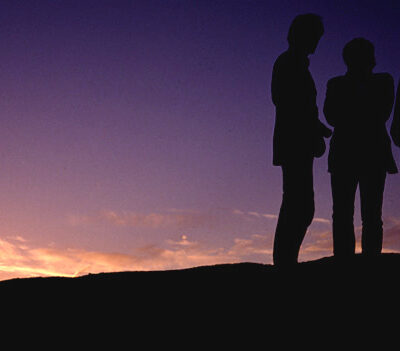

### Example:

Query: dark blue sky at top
xmin=0 ymin=0 xmax=398 ymax=261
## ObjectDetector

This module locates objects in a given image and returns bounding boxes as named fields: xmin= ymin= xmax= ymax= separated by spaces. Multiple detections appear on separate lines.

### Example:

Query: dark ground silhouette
xmin=2 ymin=253 xmax=399 ymax=301
xmin=3 ymin=254 xmax=398 ymax=343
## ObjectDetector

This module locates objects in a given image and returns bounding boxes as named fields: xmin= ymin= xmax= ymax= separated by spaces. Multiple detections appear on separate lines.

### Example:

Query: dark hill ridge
xmin=1 ymin=253 xmax=400 ymax=296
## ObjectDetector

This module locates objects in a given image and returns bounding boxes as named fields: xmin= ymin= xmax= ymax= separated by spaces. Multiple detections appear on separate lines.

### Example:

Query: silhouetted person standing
xmin=391 ymin=80 xmax=400 ymax=147
xmin=323 ymin=38 xmax=397 ymax=258
xmin=271 ymin=14 xmax=331 ymax=266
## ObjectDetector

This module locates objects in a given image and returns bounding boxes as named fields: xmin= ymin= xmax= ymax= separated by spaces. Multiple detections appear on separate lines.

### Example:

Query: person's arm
xmin=376 ymin=73 xmax=395 ymax=123
xmin=323 ymin=78 xmax=340 ymax=128
xmin=391 ymin=79 xmax=400 ymax=147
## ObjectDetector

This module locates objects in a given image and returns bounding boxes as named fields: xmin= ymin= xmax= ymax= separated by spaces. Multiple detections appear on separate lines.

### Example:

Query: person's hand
xmin=318 ymin=122 xmax=332 ymax=138
xmin=391 ymin=119 xmax=400 ymax=147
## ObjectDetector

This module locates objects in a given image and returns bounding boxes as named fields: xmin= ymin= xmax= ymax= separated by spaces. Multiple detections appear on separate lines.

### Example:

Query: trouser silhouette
xmin=330 ymin=170 xmax=386 ymax=257
xmin=273 ymin=158 xmax=315 ymax=266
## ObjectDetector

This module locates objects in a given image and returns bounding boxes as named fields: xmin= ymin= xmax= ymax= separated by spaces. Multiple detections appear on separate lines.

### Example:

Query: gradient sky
xmin=0 ymin=0 xmax=400 ymax=280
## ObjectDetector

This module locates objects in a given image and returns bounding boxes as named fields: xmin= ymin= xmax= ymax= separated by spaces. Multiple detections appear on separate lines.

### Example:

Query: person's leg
xmin=330 ymin=172 xmax=358 ymax=258
xmin=273 ymin=159 xmax=314 ymax=266
xmin=359 ymin=171 xmax=386 ymax=256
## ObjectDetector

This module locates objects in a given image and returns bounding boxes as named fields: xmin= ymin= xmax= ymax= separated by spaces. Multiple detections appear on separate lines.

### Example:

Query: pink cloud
xmin=0 ymin=235 xmax=240 ymax=281
xmin=9 ymin=212 xmax=393 ymax=281
xmin=69 ymin=210 xmax=214 ymax=230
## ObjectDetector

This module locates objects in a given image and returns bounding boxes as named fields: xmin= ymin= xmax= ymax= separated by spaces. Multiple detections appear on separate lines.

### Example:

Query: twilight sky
xmin=0 ymin=0 xmax=400 ymax=280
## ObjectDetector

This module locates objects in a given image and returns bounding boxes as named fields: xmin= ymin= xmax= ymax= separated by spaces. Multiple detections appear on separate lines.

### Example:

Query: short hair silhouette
xmin=342 ymin=37 xmax=376 ymax=70
xmin=287 ymin=13 xmax=324 ymax=47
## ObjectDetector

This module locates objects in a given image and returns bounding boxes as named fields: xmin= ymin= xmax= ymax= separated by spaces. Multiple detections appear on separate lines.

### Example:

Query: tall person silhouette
xmin=271 ymin=14 xmax=331 ymax=266
xmin=323 ymin=38 xmax=397 ymax=258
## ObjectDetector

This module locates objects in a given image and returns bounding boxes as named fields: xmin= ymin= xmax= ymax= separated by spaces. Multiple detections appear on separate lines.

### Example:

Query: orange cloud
xmin=0 ymin=235 xmax=242 ymax=281
xmin=232 ymin=209 xmax=330 ymax=225
xmin=227 ymin=234 xmax=273 ymax=257
xmin=383 ymin=222 xmax=400 ymax=252
xmin=11 ymin=215 xmax=395 ymax=281
xmin=299 ymin=230 xmax=333 ymax=261
xmin=0 ymin=229 xmax=344 ymax=281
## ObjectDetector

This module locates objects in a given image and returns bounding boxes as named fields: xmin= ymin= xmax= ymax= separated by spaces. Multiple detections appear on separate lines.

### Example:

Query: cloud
xmin=300 ymin=230 xmax=333 ymax=260
xmin=385 ymin=216 xmax=400 ymax=227
xmin=232 ymin=209 xmax=245 ymax=215
xmin=233 ymin=209 xmax=277 ymax=220
xmin=312 ymin=217 xmax=331 ymax=224
xmin=8 ymin=222 xmax=396 ymax=281
xmin=6 ymin=236 xmax=27 ymax=243
xmin=300 ymin=221 xmax=400 ymax=259
xmin=232 ymin=209 xmax=329 ymax=225
xmin=0 ymin=235 xmax=242 ymax=281
xmin=67 ymin=207 xmax=283 ymax=235
xmin=11 ymin=210 xmax=397 ymax=281
xmin=248 ymin=211 xmax=262 ymax=218
xmin=69 ymin=210 xmax=213 ymax=230
xmin=0 ymin=231 xmax=281 ymax=281
xmin=68 ymin=208 xmax=285 ymax=233
xmin=167 ymin=234 xmax=198 ymax=247
xmin=262 ymin=214 xmax=278 ymax=219
xmin=383 ymin=222 xmax=400 ymax=251
xmin=227 ymin=234 xmax=273 ymax=258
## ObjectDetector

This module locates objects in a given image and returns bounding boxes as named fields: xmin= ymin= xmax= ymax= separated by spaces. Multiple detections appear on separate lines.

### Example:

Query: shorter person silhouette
xmin=323 ymin=38 xmax=397 ymax=258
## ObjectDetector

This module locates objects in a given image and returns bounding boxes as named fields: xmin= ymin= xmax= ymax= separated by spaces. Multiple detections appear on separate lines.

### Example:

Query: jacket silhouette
xmin=323 ymin=38 xmax=397 ymax=257
xmin=271 ymin=14 xmax=331 ymax=267
xmin=324 ymin=72 xmax=397 ymax=174
xmin=272 ymin=50 xmax=331 ymax=166
xmin=391 ymin=79 xmax=400 ymax=147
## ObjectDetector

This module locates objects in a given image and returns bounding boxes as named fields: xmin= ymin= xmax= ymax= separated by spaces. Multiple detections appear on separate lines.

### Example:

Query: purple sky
xmin=0 ymin=0 xmax=400 ymax=279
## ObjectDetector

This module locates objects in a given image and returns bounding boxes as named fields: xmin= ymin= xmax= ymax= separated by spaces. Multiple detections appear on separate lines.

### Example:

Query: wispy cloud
xmin=232 ymin=209 xmax=329 ymax=225
xmin=69 ymin=209 xmax=213 ymax=230
xmin=383 ymin=222 xmax=400 ymax=251
xmin=69 ymin=208 xmax=282 ymax=232
xmin=0 ymin=234 xmax=241 ymax=281
xmin=232 ymin=209 xmax=245 ymax=215
xmin=7 ymin=221 xmax=400 ymax=280
xmin=0 ymin=232 xmax=276 ymax=281
xmin=102 ymin=210 xmax=209 ymax=229
xmin=233 ymin=209 xmax=278 ymax=220
xmin=262 ymin=214 xmax=278 ymax=219
xmin=312 ymin=217 xmax=331 ymax=224
xmin=10 ymin=210 xmax=398 ymax=281
xmin=227 ymin=234 xmax=273 ymax=257
xmin=300 ymin=230 xmax=333 ymax=260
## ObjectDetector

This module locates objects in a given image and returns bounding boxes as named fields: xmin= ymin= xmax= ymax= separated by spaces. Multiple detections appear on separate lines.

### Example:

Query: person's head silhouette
xmin=342 ymin=38 xmax=376 ymax=75
xmin=287 ymin=14 xmax=324 ymax=55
